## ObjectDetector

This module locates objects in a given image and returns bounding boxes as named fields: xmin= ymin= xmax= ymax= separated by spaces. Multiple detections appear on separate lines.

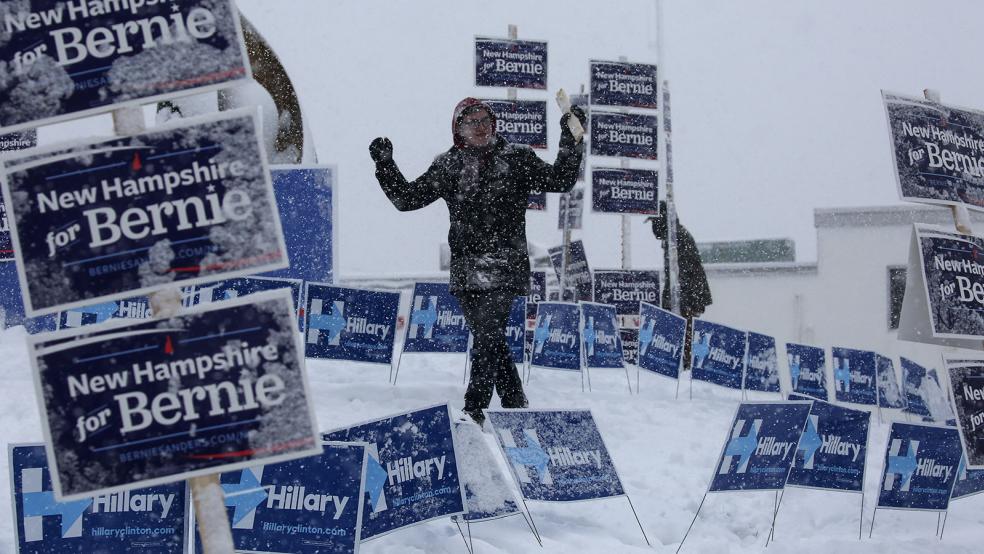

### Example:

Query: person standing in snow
xmin=647 ymin=201 xmax=712 ymax=368
xmin=369 ymin=98 xmax=586 ymax=425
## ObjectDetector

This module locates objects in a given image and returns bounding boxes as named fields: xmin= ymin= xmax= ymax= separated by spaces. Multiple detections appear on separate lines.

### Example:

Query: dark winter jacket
xmin=658 ymin=223 xmax=712 ymax=318
xmin=373 ymin=99 xmax=583 ymax=295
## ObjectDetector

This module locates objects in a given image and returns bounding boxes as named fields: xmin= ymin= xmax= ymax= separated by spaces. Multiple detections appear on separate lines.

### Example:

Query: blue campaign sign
xmin=637 ymin=302 xmax=686 ymax=379
xmin=592 ymin=270 xmax=660 ymax=320
xmin=911 ymin=226 xmax=984 ymax=340
xmin=304 ymin=283 xmax=399 ymax=365
xmin=580 ymin=302 xmax=623 ymax=369
xmin=482 ymin=100 xmax=548 ymax=149
xmin=58 ymin=295 xmax=154 ymax=329
xmin=876 ymin=354 xmax=906 ymax=409
xmin=0 ymin=0 xmax=249 ymax=133
xmin=486 ymin=409 xmax=624 ymax=502
xmin=547 ymin=239 xmax=592 ymax=302
xmin=710 ymin=402 xmax=812 ymax=492
xmin=786 ymin=343 xmax=829 ymax=401
xmin=831 ymin=347 xmax=877 ymax=406
xmin=9 ymin=444 xmax=187 ymax=554
xmin=745 ymin=332 xmax=781 ymax=393
xmin=29 ymin=289 xmax=320 ymax=499
xmin=1 ymin=110 xmax=288 ymax=317
xmin=901 ymin=357 xmax=932 ymax=418
xmin=591 ymin=167 xmax=659 ymax=215
xmin=403 ymin=282 xmax=469 ymax=354
xmin=506 ymin=296 xmax=527 ymax=364
xmin=196 ymin=442 xmax=366 ymax=554
xmin=474 ymin=37 xmax=547 ymax=89
xmin=691 ymin=319 xmax=747 ymax=390
xmin=952 ymin=455 xmax=984 ymax=500
xmin=452 ymin=421 xmax=520 ymax=522
xmin=0 ymin=261 xmax=57 ymax=333
xmin=322 ymin=404 xmax=466 ymax=541
xmin=188 ymin=276 xmax=302 ymax=309
xmin=261 ymin=165 xmax=335 ymax=284
xmin=529 ymin=302 xmax=581 ymax=371
xmin=877 ymin=422 xmax=962 ymax=511
xmin=883 ymin=92 xmax=984 ymax=211
xmin=787 ymin=397 xmax=870 ymax=493
xmin=590 ymin=111 xmax=658 ymax=160
xmin=589 ymin=60 xmax=658 ymax=109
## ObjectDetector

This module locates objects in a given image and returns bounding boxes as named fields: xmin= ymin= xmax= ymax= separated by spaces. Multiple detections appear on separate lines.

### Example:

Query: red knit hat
xmin=452 ymin=98 xmax=497 ymax=149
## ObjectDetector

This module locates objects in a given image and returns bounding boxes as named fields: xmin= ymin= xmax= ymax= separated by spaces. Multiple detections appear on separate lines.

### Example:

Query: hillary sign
xmin=637 ymin=302 xmax=685 ymax=379
xmin=787 ymin=343 xmax=828 ymax=401
xmin=486 ymin=409 xmax=624 ymax=502
xmin=1 ymin=110 xmax=287 ymax=316
xmin=403 ymin=282 xmax=469 ymax=354
xmin=691 ymin=319 xmax=746 ymax=390
xmin=30 ymin=289 xmax=320 ymax=500
xmin=787 ymin=397 xmax=870 ymax=493
xmin=304 ymin=284 xmax=400 ymax=365
xmin=199 ymin=442 xmax=366 ymax=554
xmin=877 ymin=422 xmax=962 ymax=511
xmin=831 ymin=347 xmax=877 ymax=406
xmin=322 ymin=404 xmax=466 ymax=541
xmin=744 ymin=332 xmax=780 ymax=393
xmin=0 ymin=0 xmax=250 ymax=133
xmin=10 ymin=444 xmax=187 ymax=554
xmin=580 ymin=302 xmax=623 ymax=369
xmin=710 ymin=402 xmax=811 ymax=492
xmin=530 ymin=302 xmax=581 ymax=371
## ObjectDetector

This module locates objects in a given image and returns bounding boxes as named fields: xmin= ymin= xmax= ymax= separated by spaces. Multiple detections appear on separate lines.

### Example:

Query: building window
xmin=888 ymin=266 xmax=906 ymax=330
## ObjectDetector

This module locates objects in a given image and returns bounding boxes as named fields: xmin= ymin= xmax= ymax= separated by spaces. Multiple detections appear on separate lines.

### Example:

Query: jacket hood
xmin=452 ymin=98 xmax=497 ymax=149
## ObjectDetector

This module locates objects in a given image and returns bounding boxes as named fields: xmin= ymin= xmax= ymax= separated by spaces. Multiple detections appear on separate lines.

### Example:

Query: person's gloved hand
xmin=560 ymin=106 xmax=587 ymax=147
xmin=369 ymin=137 xmax=393 ymax=163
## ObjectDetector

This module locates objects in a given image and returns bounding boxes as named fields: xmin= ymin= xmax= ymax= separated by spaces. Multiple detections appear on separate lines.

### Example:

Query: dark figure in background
xmin=370 ymin=98 xmax=586 ymax=426
xmin=647 ymin=201 xmax=712 ymax=368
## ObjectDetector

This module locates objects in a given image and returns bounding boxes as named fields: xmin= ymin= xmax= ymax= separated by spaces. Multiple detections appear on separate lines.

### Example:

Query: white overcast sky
xmin=50 ymin=0 xmax=984 ymax=277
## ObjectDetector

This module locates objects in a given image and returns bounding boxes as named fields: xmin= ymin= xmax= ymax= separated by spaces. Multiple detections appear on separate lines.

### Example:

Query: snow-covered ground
xmin=1 ymin=325 xmax=981 ymax=553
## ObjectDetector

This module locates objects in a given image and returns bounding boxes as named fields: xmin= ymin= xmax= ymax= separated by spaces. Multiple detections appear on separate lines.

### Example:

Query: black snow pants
xmin=455 ymin=289 xmax=528 ymax=412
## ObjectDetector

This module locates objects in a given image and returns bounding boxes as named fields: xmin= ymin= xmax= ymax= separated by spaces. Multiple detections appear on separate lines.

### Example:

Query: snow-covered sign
xmin=486 ymin=409 xmax=625 ymax=502
xmin=943 ymin=359 xmax=984 ymax=469
xmin=58 ymin=294 xmax=155 ymax=329
xmin=709 ymin=402 xmax=811 ymax=492
xmin=0 ymin=110 xmax=287 ymax=317
xmin=590 ymin=167 xmax=659 ymax=215
xmin=882 ymin=91 xmax=984 ymax=211
xmin=506 ymin=296 xmax=527 ymax=364
xmin=9 ymin=443 xmax=188 ymax=554
xmin=831 ymin=347 xmax=877 ymax=406
xmin=402 ymin=282 xmax=469 ymax=354
xmin=952 ymin=455 xmax=984 ymax=500
xmin=529 ymin=302 xmax=581 ymax=372
xmin=451 ymin=421 xmax=520 ymax=522
xmin=261 ymin=166 xmax=335 ymax=284
xmin=304 ymin=284 xmax=399 ymax=365
xmin=195 ymin=442 xmax=367 ymax=554
xmin=620 ymin=328 xmax=638 ymax=365
xmin=474 ymin=37 xmax=547 ymax=90
xmin=187 ymin=276 xmax=302 ymax=309
xmin=589 ymin=112 xmax=658 ymax=160
xmin=786 ymin=396 xmax=870 ymax=493
xmin=691 ymin=319 xmax=746 ymax=390
xmin=637 ymin=301 xmax=685 ymax=379
xmin=30 ymin=289 xmax=319 ymax=500
xmin=481 ymin=100 xmax=547 ymax=149
xmin=0 ymin=260 xmax=57 ymax=333
xmin=589 ymin=60 xmax=658 ymax=109
xmin=0 ymin=0 xmax=249 ymax=133
xmin=744 ymin=332 xmax=780 ymax=393
xmin=591 ymin=269 xmax=659 ymax=325
xmin=547 ymin=239 xmax=592 ymax=302
xmin=580 ymin=302 xmax=623 ymax=369
xmin=786 ymin=342 xmax=829 ymax=401
xmin=898 ymin=224 xmax=984 ymax=346
xmin=322 ymin=404 xmax=466 ymax=541
xmin=876 ymin=422 xmax=962 ymax=511
xmin=900 ymin=358 xmax=956 ymax=425
xmin=875 ymin=354 xmax=905 ymax=409
xmin=0 ymin=130 xmax=36 ymax=152
xmin=557 ymin=186 xmax=584 ymax=230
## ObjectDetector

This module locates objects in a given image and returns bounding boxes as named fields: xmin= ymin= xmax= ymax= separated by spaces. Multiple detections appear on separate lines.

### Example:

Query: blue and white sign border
xmin=1 ymin=108 xmax=288 ymax=318
xmin=28 ymin=288 xmax=321 ymax=501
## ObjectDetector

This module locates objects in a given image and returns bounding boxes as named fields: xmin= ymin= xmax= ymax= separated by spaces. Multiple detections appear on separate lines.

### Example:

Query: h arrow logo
xmin=222 ymin=467 xmax=267 ymax=530
xmin=834 ymin=357 xmax=851 ymax=393
xmin=638 ymin=318 xmax=656 ymax=357
xmin=884 ymin=438 xmax=919 ymax=492
xmin=797 ymin=415 xmax=823 ymax=469
xmin=409 ymin=295 xmax=439 ymax=339
xmin=307 ymin=299 xmax=346 ymax=346
xmin=364 ymin=444 xmax=389 ymax=515
xmin=20 ymin=468 xmax=92 ymax=542
xmin=533 ymin=314 xmax=553 ymax=354
xmin=719 ymin=418 xmax=761 ymax=474
xmin=692 ymin=332 xmax=711 ymax=369
xmin=499 ymin=428 xmax=553 ymax=485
